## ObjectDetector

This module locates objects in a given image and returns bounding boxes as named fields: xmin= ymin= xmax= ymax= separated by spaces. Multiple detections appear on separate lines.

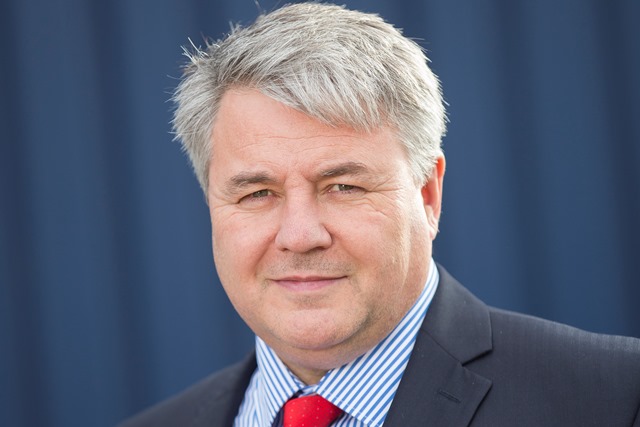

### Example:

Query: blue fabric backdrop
xmin=1 ymin=0 xmax=638 ymax=426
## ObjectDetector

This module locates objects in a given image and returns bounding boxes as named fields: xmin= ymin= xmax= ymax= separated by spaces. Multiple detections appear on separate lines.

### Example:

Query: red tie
xmin=283 ymin=395 xmax=342 ymax=427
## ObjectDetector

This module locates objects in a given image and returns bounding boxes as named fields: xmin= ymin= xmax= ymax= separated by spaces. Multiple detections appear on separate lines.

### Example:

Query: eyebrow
xmin=224 ymin=171 xmax=277 ymax=195
xmin=319 ymin=162 xmax=369 ymax=178
xmin=222 ymin=161 xmax=371 ymax=195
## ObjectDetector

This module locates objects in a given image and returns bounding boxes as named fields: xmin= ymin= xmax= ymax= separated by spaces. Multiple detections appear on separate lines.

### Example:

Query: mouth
xmin=271 ymin=275 xmax=346 ymax=292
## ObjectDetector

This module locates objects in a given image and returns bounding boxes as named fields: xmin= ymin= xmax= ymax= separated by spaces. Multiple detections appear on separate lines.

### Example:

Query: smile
xmin=271 ymin=276 xmax=346 ymax=292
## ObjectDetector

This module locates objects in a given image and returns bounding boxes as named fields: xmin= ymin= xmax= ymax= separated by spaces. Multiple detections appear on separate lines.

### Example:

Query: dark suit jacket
xmin=119 ymin=265 xmax=640 ymax=426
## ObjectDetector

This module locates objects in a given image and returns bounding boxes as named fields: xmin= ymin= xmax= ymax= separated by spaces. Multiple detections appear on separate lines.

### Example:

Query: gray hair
xmin=173 ymin=2 xmax=447 ymax=193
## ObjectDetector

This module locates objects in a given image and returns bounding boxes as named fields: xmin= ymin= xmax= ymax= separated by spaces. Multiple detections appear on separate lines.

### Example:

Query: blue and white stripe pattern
xmin=234 ymin=259 xmax=439 ymax=427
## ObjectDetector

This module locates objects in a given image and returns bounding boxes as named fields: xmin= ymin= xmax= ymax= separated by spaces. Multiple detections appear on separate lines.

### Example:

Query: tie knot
xmin=283 ymin=394 xmax=342 ymax=427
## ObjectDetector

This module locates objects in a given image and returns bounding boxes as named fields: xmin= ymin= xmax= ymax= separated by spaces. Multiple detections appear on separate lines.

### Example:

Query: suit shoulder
xmin=489 ymin=306 xmax=640 ymax=356
xmin=468 ymin=307 xmax=640 ymax=425
xmin=117 ymin=354 xmax=256 ymax=427
xmin=486 ymin=307 xmax=640 ymax=387
xmin=432 ymin=266 xmax=640 ymax=425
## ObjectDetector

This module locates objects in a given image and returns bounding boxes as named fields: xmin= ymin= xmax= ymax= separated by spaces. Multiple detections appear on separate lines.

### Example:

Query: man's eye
xmin=250 ymin=189 xmax=270 ymax=198
xmin=330 ymin=184 xmax=357 ymax=192
xmin=239 ymin=189 xmax=271 ymax=203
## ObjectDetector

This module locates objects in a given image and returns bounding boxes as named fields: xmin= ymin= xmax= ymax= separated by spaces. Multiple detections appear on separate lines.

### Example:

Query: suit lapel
xmin=384 ymin=265 xmax=493 ymax=427
xmin=192 ymin=353 xmax=257 ymax=426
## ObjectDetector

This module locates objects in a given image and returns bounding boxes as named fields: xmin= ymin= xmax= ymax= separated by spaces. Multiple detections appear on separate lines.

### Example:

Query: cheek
xmin=364 ymin=199 xmax=428 ymax=280
xmin=211 ymin=226 xmax=267 ymax=319
xmin=211 ymin=216 xmax=273 ymax=284
xmin=338 ymin=206 xmax=412 ymax=279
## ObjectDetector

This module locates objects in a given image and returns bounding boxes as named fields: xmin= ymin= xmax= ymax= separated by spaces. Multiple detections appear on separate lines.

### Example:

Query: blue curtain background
xmin=1 ymin=0 xmax=638 ymax=426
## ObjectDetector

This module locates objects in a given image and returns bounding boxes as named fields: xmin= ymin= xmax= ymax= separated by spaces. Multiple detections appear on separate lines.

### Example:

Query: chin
xmin=278 ymin=333 xmax=361 ymax=374
xmin=282 ymin=325 xmax=345 ymax=351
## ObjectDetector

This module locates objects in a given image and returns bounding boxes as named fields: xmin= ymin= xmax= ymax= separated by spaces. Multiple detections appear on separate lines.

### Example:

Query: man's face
xmin=208 ymin=89 xmax=444 ymax=383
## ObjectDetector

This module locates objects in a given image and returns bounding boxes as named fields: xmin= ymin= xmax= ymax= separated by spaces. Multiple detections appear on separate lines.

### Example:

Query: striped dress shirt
xmin=234 ymin=259 xmax=439 ymax=427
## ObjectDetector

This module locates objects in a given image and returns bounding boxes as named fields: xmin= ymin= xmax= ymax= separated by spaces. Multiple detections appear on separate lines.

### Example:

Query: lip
xmin=271 ymin=275 xmax=345 ymax=291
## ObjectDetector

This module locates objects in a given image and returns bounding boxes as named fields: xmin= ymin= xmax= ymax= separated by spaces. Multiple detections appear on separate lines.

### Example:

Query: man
xmin=120 ymin=3 xmax=640 ymax=426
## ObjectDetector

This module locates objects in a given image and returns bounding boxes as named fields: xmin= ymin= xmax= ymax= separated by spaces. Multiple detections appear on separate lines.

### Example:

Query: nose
xmin=274 ymin=195 xmax=332 ymax=253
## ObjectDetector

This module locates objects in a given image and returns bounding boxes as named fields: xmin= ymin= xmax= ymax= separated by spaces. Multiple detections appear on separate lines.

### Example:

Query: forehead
xmin=213 ymin=89 xmax=400 ymax=151
xmin=208 ymin=89 xmax=410 ymax=185
xmin=216 ymin=89 xmax=370 ymax=138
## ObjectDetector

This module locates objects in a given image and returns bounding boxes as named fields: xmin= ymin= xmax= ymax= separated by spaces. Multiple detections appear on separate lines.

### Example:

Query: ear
xmin=421 ymin=155 xmax=446 ymax=240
